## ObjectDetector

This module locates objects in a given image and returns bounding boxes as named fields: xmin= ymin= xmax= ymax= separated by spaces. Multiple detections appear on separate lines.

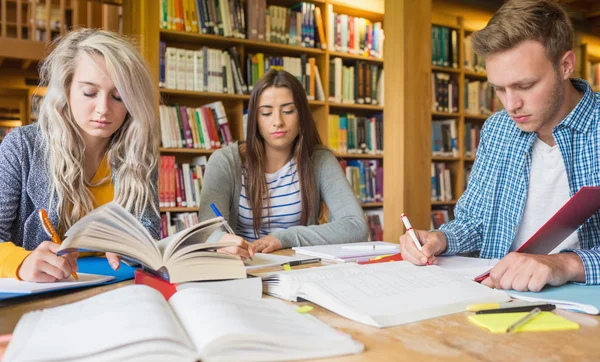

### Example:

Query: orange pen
xmin=38 ymin=209 xmax=79 ymax=280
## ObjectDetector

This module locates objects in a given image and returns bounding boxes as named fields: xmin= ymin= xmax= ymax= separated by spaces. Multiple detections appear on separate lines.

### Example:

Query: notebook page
xmin=4 ymin=285 xmax=195 ymax=362
xmin=245 ymin=253 xmax=317 ymax=271
xmin=169 ymin=288 xmax=363 ymax=361
xmin=299 ymin=262 xmax=510 ymax=328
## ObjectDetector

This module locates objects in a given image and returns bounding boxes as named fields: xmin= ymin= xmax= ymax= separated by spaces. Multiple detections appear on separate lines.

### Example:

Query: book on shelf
xmin=431 ymin=119 xmax=458 ymax=157
xmin=160 ymin=44 xmax=248 ymax=95
xmin=330 ymin=59 xmax=383 ymax=105
xmin=255 ymin=262 xmax=509 ymax=328
xmin=57 ymin=202 xmax=246 ymax=284
xmin=327 ymin=4 xmax=384 ymax=58
xmin=430 ymin=206 xmax=454 ymax=229
xmin=431 ymin=25 xmax=458 ymax=68
xmin=464 ymin=34 xmax=486 ymax=72
xmin=159 ymin=155 xmax=206 ymax=210
xmin=365 ymin=209 xmax=384 ymax=241
xmin=464 ymin=80 xmax=503 ymax=116
xmin=159 ymin=102 xmax=233 ymax=150
xmin=245 ymin=53 xmax=325 ymax=101
xmin=464 ymin=122 xmax=481 ymax=158
xmin=431 ymin=162 xmax=453 ymax=202
xmin=329 ymin=113 xmax=384 ymax=154
xmin=431 ymin=72 xmax=458 ymax=113
xmin=4 ymin=285 xmax=364 ymax=362
xmin=339 ymin=159 xmax=383 ymax=204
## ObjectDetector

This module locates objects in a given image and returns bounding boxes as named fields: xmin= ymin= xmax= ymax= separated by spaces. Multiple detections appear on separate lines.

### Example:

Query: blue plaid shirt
xmin=439 ymin=79 xmax=600 ymax=285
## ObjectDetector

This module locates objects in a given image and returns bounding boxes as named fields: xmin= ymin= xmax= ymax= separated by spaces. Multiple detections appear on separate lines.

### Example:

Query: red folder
xmin=475 ymin=186 xmax=600 ymax=282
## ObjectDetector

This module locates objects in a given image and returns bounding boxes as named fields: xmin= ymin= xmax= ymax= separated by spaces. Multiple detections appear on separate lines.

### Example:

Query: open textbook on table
xmin=5 ymin=285 xmax=364 ymax=362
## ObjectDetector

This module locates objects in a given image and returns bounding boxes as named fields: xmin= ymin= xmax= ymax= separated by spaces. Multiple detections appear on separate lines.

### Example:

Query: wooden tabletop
xmin=1 ymin=251 xmax=600 ymax=361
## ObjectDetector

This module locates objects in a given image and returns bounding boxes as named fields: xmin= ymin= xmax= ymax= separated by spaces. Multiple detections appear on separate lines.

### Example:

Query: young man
xmin=400 ymin=0 xmax=600 ymax=291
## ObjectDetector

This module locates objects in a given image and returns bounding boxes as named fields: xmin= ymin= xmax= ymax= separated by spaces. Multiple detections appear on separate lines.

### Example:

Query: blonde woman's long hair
xmin=38 ymin=28 xmax=159 ymax=232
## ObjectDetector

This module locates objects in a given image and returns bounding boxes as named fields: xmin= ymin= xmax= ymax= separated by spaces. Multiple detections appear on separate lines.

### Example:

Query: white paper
xmin=245 ymin=253 xmax=318 ymax=271
xmin=0 ymin=273 xmax=114 ymax=293
xmin=435 ymin=256 xmax=499 ymax=280
xmin=292 ymin=242 xmax=399 ymax=262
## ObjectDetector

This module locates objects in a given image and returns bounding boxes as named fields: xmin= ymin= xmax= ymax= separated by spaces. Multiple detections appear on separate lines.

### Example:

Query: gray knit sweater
xmin=198 ymin=143 xmax=368 ymax=248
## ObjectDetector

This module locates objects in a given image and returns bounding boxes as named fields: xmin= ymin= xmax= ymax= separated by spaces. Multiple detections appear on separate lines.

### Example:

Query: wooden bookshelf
xmin=124 ymin=0 xmax=388 ymax=233
xmin=429 ymin=10 xmax=495 ymax=224
xmin=581 ymin=43 xmax=600 ymax=91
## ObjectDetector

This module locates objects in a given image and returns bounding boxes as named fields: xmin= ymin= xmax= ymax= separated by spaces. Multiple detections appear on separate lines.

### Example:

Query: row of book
xmin=159 ymin=155 xmax=207 ymax=209
xmin=247 ymin=53 xmax=324 ymax=100
xmin=328 ymin=113 xmax=384 ymax=155
xmin=365 ymin=209 xmax=383 ymax=241
xmin=432 ymin=119 xmax=458 ymax=157
xmin=430 ymin=26 xmax=485 ymax=73
xmin=160 ymin=212 xmax=200 ymax=239
xmin=431 ymin=162 xmax=453 ymax=202
xmin=340 ymin=159 xmax=383 ymax=204
xmin=328 ymin=7 xmax=384 ymax=59
xmin=464 ymin=123 xmax=482 ymax=158
xmin=464 ymin=35 xmax=486 ymax=73
xmin=159 ymin=101 xmax=234 ymax=150
xmin=264 ymin=3 xmax=326 ymax=49
xmin=465 ymin=80 xmax=503 ymax=116
xmin=160 ymin=45 xmax=248 ymax=94
xmin=432 ymin=72 xmax=459 ymax=113
xmin=159 ymin=45 xmax=326 ymax=100
xmin=330 ymin=59 xmax=384 ymax=105
xmin=586 ymin=61 xmax=600 ymax=89
xmin=431 ymin=26 xmax=458 ymax=69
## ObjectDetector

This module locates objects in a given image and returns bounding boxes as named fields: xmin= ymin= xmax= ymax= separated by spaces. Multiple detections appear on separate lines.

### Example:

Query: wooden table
xmin=1 ymin=251 xmax=600 ymax=362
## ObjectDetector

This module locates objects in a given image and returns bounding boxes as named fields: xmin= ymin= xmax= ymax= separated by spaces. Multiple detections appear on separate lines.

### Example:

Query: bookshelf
xmin=428 ymin=10 xmax=497 ymax=227
xmin=124 ymin=0 xmax=392 ymax=237
xmin=581 ymin=43 xmax=600 ymax=92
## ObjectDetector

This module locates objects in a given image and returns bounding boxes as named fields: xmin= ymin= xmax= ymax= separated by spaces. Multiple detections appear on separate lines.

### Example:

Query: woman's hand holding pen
xmin=399 ymin=230 xmax=447 ymax=265
xmin=217 ymin=234 xmax=256 ymax=261
xmin=17 ymin=241 xmax=79 ymax=282
xmin=253 ymin=235 xmax=282 ymax=253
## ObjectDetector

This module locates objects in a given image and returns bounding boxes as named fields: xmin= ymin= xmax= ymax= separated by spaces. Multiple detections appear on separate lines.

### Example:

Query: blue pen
xmin=210 ymin=203 xmax=253 ymax=261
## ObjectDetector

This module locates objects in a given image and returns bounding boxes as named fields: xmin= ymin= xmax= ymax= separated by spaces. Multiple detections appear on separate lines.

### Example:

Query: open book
xmin=4 ymin=285 xmax=364 ymax=362
xmin=57 ymin=202 xmax=245 ymax=283
xmin=255 ymin=262 xmax=510 ymax=328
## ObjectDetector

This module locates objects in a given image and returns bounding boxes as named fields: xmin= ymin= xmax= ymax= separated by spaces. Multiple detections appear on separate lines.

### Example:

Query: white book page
xmin=0 ymin=273 xmax=113 ymax=293
xmin=300 ymin=262 xmax=509 ymax=327
xmin=435 ymin=256 xmax=500 ymax=280
xmin=169 ymin=288 xmax=362 ymax=361
xmin=4 ymin=285 xmax=195 ymax=362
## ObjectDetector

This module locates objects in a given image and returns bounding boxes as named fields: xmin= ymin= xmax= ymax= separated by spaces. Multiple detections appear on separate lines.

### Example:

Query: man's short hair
xmin=471 ymin=0 xmax=573 ymax=65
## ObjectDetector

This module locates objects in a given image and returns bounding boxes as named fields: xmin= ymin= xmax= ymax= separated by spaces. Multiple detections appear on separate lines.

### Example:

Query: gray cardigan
xmin=198 ymin=143 xmax=369 ymax=248
xmin=0 ymin=124 xmax=160 ymax=251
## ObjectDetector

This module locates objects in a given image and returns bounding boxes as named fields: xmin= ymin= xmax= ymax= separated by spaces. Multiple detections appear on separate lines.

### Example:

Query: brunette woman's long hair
xmin=241 ymin=69 xmax=324 ymax=237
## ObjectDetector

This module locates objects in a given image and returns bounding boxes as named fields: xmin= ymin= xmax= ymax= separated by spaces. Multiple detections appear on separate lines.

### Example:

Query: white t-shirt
xmin=511 ymin=138 xmax=580 ymax=253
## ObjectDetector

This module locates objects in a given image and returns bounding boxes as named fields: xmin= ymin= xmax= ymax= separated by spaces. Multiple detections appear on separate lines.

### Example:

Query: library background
xmin=0 ymin=0 xmax=598 ymax=242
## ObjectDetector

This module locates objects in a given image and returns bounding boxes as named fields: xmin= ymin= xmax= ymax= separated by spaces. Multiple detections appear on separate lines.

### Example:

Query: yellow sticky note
xmin=468 ymin=312 xmax=580 ymax=334
xmin=283 ymin=264 xmax=292 ymax=271
xmin=296 ymin=305 xmax=314 ymax=313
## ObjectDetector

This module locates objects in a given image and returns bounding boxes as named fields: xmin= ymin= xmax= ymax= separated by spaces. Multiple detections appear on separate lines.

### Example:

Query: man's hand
xmin=217 ymin=233 xmax=256 ymax=261
xmin=17 ymin=241 xmax=79 ymax=282
xmin=399 ymin=230 xmax=447 ymax=265
xmin=253 ymin=235 xmax=283 ymax=253
xmin=482 ymin=252 xmax=585 ymax=291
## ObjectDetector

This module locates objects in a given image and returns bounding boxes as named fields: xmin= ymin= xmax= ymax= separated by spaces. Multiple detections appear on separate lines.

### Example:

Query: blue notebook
xmin=509 ymin=284 xmax=600 ymax=315
xmin=0 ymin=257 xmax=136 ymax=301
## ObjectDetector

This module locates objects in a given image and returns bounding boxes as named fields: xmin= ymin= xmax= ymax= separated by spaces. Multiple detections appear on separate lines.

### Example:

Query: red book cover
xmin=135 ymin=269 xmax=178 ymax=300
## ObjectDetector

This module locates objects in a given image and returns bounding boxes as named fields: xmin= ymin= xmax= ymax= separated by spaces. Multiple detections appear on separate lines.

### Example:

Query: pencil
xmin=39 ymin=209 xmax=79 ymax=280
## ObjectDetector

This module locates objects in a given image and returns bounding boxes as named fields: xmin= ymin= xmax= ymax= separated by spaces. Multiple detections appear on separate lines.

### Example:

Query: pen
xmin=210 ymin=203 xmax=252 ymax=261
xmin=506 ymin=307 xmax=542 ymax=333
xmin=341 ymin=245 xmax=398 ymax=250
xmin=476 ymin=304 xmax=555 ymax=315
xmin=466 ymin=301 xmax=551 ymax=312
xmin=282 ymin=258 xmax=321 ymax=267
xmin=400 ymin=213 xmax=423 ymax=252
xmin=39 ymin=209 xmax=79 ymax=280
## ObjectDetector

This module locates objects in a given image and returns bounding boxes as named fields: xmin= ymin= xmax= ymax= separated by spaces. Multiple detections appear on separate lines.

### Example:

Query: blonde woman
xmin=0 ymin=29 xmax=160 ymax=282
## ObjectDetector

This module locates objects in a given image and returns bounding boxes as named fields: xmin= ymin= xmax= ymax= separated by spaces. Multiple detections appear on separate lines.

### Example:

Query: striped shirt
xmin=439 ymin=79 xmax=600 ymax=285
xmin=237 ymin=159 xmax=302 ymax=241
